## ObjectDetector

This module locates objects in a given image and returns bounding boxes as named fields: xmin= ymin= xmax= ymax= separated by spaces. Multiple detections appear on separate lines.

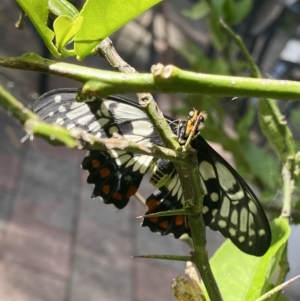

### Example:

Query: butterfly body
xmin=33 ymin=89 xmax=271 ymax=256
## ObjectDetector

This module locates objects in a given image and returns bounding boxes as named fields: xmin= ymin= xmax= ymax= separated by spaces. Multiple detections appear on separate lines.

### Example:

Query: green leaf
xmin=182 ymin=1 xmax=210 ymax=21
xmin=15 ymin=0 xmax=61 ymax=57
xmin=211 ymin=0 xmax=226 ymax=14
xmin=48 ymin=0 xmax=79 ymax=18
xmin=223 ymin=0 xmax=235 ymax=24
xmin=201 ymin=218 xmax=290 ymax=301
xmin=54 ymin=15 xmax=83 ymax=51
xmin=74 ymin=0 xmax=162 ymax=60
xmin=232 ymin=0 xmax=252 ymax=25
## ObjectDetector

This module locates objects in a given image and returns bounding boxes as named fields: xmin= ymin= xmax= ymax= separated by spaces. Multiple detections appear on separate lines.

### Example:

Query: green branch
xmin=2 ymin=54 xmax=300 ymax=100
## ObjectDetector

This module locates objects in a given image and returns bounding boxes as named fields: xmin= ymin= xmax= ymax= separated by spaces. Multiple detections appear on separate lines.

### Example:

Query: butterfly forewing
xmin=33 ymin=89 xmax=160 ymax=208
xmin=33 ymin=89 xmax=271 ymax=256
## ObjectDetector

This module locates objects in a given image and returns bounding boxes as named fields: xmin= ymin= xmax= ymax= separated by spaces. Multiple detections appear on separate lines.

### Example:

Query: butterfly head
xmin=178 ymin=110 xmax=205 ymax=145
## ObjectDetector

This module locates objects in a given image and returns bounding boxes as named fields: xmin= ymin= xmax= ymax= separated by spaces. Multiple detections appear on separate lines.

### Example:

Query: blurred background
xmin=0 ymin=0 xmax=300 ymax=300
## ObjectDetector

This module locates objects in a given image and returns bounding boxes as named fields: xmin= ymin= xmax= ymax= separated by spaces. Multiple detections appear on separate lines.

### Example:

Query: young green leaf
xmin=74 ymin=0 xmax=162 ymax=60
xmin=182 ymin=1 xmax=210 ymax=21
xmin=201 ymin=218 xmax=290 ymax=301
xmin=54 ymin=15 xmax=83 ymax=52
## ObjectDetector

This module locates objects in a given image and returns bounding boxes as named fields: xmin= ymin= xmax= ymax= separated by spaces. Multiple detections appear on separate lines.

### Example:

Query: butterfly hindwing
xmin=143 ymin=183 xmax=189 ymax=238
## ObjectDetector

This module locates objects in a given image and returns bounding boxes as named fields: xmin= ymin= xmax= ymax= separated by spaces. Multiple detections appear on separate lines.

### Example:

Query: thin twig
xmin=253 ymin=274 xmax=300 ymax=301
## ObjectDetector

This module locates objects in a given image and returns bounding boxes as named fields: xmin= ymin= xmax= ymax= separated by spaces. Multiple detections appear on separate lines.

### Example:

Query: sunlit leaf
xmin=54 ymin=15 xmax=83 ymax=51
xmin=74 ymin=0 xmax=162 ymax=60
xmin=16 ymin=0 xmax=60 ymax=57
xmin=201 ymin=218 xmax=290 ymax=301
xmin=48 ymin=0 xmax=79 ymax=18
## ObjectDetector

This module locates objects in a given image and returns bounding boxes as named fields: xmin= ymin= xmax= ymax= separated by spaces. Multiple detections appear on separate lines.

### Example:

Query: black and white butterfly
xmin=33 ymin=88 xmax=271 ymax=256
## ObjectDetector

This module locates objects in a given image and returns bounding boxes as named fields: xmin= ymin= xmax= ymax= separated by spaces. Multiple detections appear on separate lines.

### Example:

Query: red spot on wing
xmin=126 ymin=186 xmax=137 ymax=199
xmin=145 ymin=198 xmax=159 ymax=213
xmin=100 ymin=167 xmax=110 ymax=178
xmin=102 ymin=185 xmax=110 ymax=195
xmin=149 ymin=216 xmax=158 ymax=223
xmin=159 ymin=220 xmax=168 ymax=229
xmin=91 ymin=159 xmax=100 ymax=168
xmin=175 ymin=215 xmax=184 ymax=226
xmin=113 ymin=192 xmax=123 ymax=201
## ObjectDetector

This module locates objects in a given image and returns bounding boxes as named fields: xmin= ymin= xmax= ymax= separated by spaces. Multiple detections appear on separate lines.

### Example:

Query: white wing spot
xmin=131 ymin=120 xmax=154 ymax=137
xmin=202 ymin=206 xmax=209 ymax=214
xmin=67 ymin=103 xmax=89 ymax=119
xmin=218 ymin=220 xmax=227 ymax=228
xmin=171 ymin=178 xmax=180 ymax=197
xmin=200 ymin=177 xmax=208 ymax=195
xmin=258 ymin=229 xmax=266 ymax=236
xmin=249 ymin=201 xmax=258 ymax=214
xmin=212 ymin=209 xmax=218 ymax=217
xmin=48 ymin=111 xmax=54 ymax=117
xmin=138 ymin=156 xmax=153 ymax=174
xmin=229 ymin=228 xmax=236 ymax=236
xmin=98 ymin=118 xmax=110 ymax=127
xmin=210 ymin=192 xmax=218 ymax=202
xmin=199 ymin=161 xmax=216 ymax=181
xmin=215 ymin=162 xmax=244 ymax=201
xmin=248 ymin=241 xmax=253 ymax=246
xmin=231 ymin=209 xmax=238 ymax=225
xmin=240 ymin=207 xmax=248 ymax=233
xmin=220 ymin=197 xmax=230 ymax=218
xmin=88 ymin=121 xmax=101 ymax=132
xmin=54 ymin=95 xmax=62 ymax=103
xmin=132 ymin=155 xmax=151 ymax=173
xmin=238 ymin=236 xmax=245 ymax=243
xmin=99 ymin=102 xmax=111 ymax=117
xmin=249 ymin=229 xmax=255 ymax=236
xmin=70 ymin=102 xmax=84 ymax=110
xmin=78 ymin=114 xmax=94 ymax=125
xmin=109 ymin=126 xmax=119 ymax=135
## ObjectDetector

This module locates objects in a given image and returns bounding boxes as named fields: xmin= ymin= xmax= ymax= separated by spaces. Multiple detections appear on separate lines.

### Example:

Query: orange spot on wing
xmin=175 ymin=215 xmax=184 ymax=226
xmin=100 ymin=167 xmax=110 ymax=178
xmin=113 ymin=192 xmax=123 ymax=201
xmin=91 ymin=159 xmax=100 ymax=168
xmin=145 ymin=198 xmax=159 ymax=213
xmin=126 ymin=186 xmax=137 ymax=199
xmin=159 ymin=220 xmax=168 ymax=229
xmin=102 ymin=185 xmax=110 ymax=195
xmin=149 ymin=216 xmax=158 ymax=223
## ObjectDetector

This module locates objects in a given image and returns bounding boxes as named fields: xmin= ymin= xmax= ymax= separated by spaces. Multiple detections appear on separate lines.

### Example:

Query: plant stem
xmin=2 ymin=55 xmax=300 ymax=100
